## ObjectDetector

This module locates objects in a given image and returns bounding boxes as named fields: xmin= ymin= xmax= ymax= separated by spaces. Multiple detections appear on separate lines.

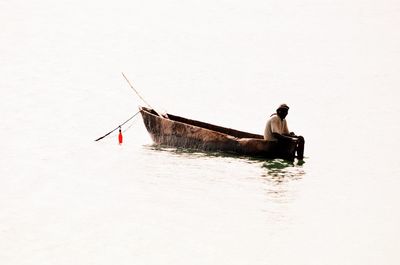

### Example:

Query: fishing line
xmin=121 ymin=72 xmax=162 ymax=117
xmin=121 ymin=72 xmax=152 ymax=108
xmin=94 ymin=111 xmax=140 ymax=141
xmin=122 ymin=118 xmax=137 ymax=133
xmin=95 ymin=73 xmax=162 ymax=142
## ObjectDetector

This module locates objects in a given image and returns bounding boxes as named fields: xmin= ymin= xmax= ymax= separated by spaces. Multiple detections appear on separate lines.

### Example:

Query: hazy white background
xmin=1 ymin=0 xmax=400 ymax=264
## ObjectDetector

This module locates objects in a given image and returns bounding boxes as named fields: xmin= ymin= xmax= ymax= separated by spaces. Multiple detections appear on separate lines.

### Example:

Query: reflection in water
xmin=145 ymin=144 xmax=305 ymax=221
xmin=144 ymin=144 xmax=257 ymax=160
xmin=143 ymin=144 xmax=221 ymax=160
xmin=262 ymin=159 xmax=305 ymax=183
xmin=261 ymin=159 xmax=306 ymax=203
xmin=146 ymin=144 xmax=307 ymax=177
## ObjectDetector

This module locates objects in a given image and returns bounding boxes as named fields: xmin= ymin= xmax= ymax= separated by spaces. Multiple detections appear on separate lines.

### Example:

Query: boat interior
xmin=143 ymin=107 xmax=263 ymax=139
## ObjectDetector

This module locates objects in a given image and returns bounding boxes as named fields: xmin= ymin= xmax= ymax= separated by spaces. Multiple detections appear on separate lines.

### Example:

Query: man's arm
xmin=272 ymin=132 xmax=297 ymax=142
xmin=270 ymin=117 xmax=297 ymax=142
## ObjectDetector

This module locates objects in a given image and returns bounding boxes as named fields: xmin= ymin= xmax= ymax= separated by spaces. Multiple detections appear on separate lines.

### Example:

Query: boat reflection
xmin=144 ymin=144 xmax=260 ymax=160
xmin=260 ymin=159 xmax=306 ymax=203
xmin=145 ymin=144 xmax=305 ymax=165
xmin=261 ymin=159 xmax=305 ymax=183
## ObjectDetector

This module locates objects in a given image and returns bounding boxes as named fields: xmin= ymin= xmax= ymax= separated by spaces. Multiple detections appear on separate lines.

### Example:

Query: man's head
xmin=276 ymin=104 xmax=289 ymax=119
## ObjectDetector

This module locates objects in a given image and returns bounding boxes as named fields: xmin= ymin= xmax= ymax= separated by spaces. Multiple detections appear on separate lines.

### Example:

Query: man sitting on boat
xmin=264 ymin=104 xmax=305 ymax=159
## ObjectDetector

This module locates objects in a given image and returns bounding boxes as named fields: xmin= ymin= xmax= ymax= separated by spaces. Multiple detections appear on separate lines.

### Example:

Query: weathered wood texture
xmin=140 ymin=107 xmax=298 ymax=161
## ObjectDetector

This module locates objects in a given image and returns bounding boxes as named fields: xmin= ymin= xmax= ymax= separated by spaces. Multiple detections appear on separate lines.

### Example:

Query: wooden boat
xmin=139 ymin=106 xmax=303 ymax=161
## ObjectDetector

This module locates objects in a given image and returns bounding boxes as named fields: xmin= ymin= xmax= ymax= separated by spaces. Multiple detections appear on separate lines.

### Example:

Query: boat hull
xmin=140 ymin=107 xmax=298 ymax=161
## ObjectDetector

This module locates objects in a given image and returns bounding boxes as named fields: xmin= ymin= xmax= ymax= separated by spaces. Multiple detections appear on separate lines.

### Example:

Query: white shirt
xmin=264 ymin=114 xmax=289 ymax=141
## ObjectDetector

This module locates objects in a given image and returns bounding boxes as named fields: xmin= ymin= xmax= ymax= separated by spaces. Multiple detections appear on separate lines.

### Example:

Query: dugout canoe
xmin=139 ymin=106 xmax=301 ymax=161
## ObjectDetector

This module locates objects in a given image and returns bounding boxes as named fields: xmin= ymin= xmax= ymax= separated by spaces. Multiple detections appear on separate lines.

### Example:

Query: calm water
xmin=1 ymin=0 xmax=400 ymax=264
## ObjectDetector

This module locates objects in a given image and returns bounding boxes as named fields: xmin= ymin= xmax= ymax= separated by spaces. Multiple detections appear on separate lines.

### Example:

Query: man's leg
xmin=296 ymin=136 xmax=305 ymax=160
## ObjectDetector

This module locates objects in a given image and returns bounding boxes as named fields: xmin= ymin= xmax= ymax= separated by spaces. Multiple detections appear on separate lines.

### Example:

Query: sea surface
xmin=1 ymin=0 xmax=400 ymax=264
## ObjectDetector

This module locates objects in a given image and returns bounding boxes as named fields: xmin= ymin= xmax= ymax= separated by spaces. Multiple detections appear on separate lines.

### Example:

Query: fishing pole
xmin=94 ymin=111 xmax=140 ymax=141
xmin=121 ymin=72 xmax=162 ymax=117
xmin=121 ymin=72 xmax=152 ymax=108
xmin=95 ymin=73 xmax=162 ymax=142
